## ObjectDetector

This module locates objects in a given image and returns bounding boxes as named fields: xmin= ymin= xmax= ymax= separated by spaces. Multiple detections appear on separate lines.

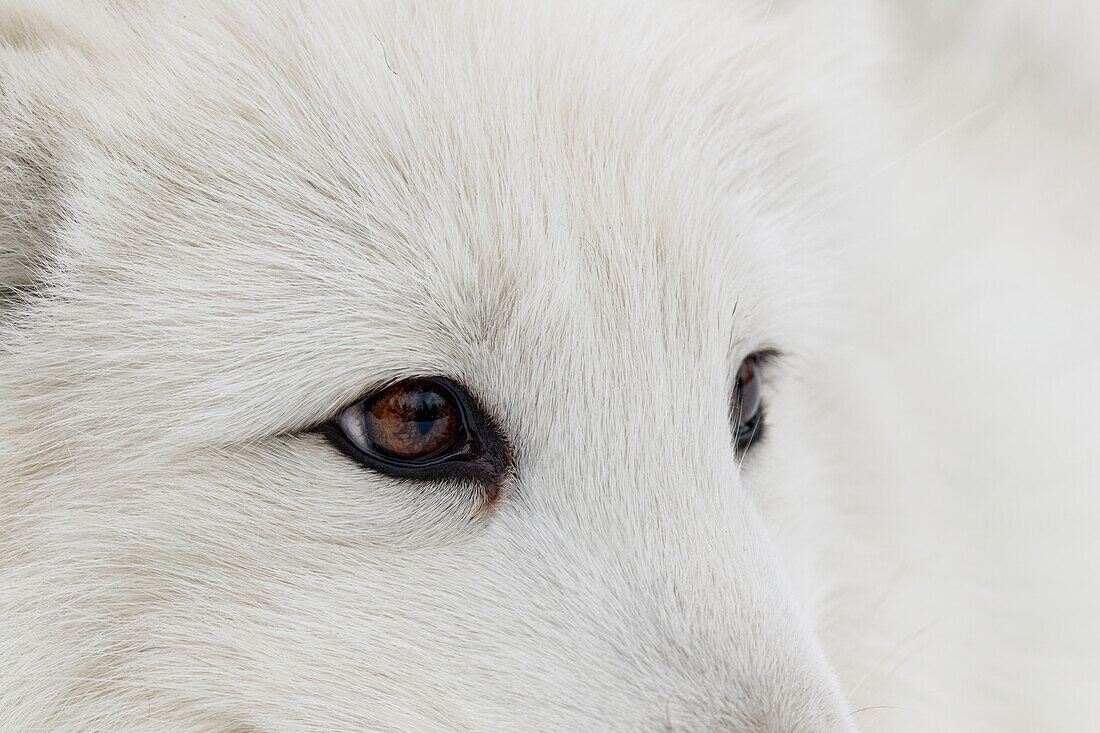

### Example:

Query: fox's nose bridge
xmin=641 ymin=586 xmax=855 ymax=732
xmin=609 ymin=473 xmax=854 ymax=731
xmin=725 ymin=624 xmax=857 ymax=733
xmin=523 ymin=401 xmax=851 ymax=729
xmin=549 ymin=487 xmax=854 ymax=731
xmin=692 ymin=589 xmax=855 ymax=732
xmin=657 ymin=602 xmax=855 ymax=732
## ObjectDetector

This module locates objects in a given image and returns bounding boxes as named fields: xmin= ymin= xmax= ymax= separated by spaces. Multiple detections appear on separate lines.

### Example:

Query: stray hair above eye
xmin=321 ymin=377 xmax=510 ymax=486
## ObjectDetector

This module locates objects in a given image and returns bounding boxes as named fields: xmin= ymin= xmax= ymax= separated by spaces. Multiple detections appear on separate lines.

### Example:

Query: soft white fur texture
xmin=1 ymin=1 xmax=1096 ymax=730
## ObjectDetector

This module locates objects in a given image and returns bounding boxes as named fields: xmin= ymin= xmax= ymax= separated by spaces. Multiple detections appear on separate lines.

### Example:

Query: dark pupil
xmin=413 ymin=397 xmax=444 ymax=434
xmin=365 ymin=383 xmax=459 ymax=460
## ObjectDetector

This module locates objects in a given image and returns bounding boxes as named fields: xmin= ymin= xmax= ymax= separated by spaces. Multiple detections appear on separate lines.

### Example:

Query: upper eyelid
xmin=732 ymin=347 xmax=783 ymax=383
xmin=748 ymin=347 xmax=783 ymax=366
xmin=729 ymin=343 xmax=783 ymax=364
xmin=304 ymin=374 xmax=450 ymax=432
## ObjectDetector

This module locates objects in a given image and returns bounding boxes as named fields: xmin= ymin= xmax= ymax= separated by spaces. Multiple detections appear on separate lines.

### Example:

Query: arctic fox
xmin=1 ymin=1 xmax=1097 ymax=731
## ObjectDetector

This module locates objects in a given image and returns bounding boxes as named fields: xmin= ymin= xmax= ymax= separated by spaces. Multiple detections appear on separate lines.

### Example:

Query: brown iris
xmin=361 ymin=380 xmax=461 ymax=460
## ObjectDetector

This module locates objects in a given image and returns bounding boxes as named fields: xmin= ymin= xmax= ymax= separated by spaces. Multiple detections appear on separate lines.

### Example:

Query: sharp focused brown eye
xmin=323 ymin=377 xmax=510 ymax=485
xmin=732 ymin=354 xmax=765 ymax=452
xmin=359 ymin=381 xmax=460 ymax=460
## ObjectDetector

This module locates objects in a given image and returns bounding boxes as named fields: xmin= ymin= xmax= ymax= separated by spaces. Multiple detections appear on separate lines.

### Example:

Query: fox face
xmin=0 ymin=1 xmax=888 ymax=730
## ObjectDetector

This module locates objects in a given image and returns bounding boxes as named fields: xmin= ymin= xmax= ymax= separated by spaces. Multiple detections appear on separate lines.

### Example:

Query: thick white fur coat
xmin=1 ymin=1 xmax=1097 ymax=730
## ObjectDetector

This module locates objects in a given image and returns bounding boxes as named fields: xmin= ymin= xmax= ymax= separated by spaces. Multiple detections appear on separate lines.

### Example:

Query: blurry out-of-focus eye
xmin=323 ymin=377 xmax=509 ymax=484
xmin=731 ymin=354 xmax=765 ymax=452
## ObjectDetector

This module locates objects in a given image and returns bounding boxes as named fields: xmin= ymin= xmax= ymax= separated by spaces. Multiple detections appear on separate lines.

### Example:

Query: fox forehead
xmin=5 ymin=0 xmax=831 ymax=446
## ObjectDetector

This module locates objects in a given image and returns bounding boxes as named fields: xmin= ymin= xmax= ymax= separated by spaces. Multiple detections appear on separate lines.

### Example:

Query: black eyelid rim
xmin=742 ymin=347 xmax=782 ymax=368
xmin=318 ymin=376 xmax=512 ymax=486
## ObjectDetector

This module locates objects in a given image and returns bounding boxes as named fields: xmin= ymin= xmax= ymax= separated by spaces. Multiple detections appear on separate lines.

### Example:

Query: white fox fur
xmin=1 ymin=1 xmax=1096 ymax=730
